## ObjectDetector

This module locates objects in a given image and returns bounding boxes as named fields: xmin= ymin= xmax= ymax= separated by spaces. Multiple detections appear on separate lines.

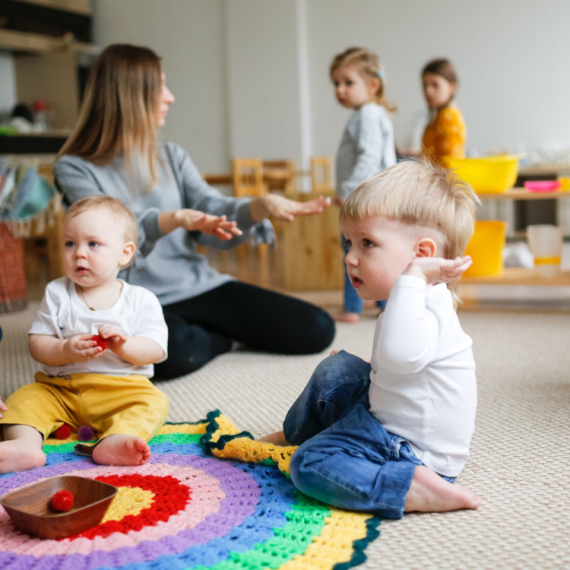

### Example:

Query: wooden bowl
xmin=0 ymin=476 xmax=118 ymax=539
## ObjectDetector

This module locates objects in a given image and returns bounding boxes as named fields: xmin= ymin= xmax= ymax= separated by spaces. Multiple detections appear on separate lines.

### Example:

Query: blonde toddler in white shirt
xmin=263 ymin=160 xmax=482 ymax=519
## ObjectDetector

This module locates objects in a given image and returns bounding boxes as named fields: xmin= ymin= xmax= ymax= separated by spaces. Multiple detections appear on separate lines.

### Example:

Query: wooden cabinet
xmin=282 ymin=191 xmax=344 ymax=290
xmin=0 ymin=0 xmax=97 ymax=138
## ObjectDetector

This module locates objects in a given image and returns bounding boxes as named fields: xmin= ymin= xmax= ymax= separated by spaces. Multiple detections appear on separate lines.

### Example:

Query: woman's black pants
xmin=154 ymin=281 xmax=336 ymax=380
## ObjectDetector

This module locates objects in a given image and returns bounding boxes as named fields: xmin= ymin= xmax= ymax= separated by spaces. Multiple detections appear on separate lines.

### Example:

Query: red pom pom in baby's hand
xmin=51 ymin=490 xmax=74 ymax=512
xmin=53 ymin=424 xmax=71 ymax=440
xmin=91 ymin=335 xmax=108 ymax=350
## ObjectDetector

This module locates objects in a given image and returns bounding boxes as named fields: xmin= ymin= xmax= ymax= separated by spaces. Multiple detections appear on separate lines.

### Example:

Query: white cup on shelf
xmin=526 ymin=224 xmax=563 ymax=277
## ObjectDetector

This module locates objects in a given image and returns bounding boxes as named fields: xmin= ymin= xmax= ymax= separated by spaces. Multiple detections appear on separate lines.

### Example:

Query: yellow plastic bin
xmin=464 ymin=221 xmax=507 ymax=277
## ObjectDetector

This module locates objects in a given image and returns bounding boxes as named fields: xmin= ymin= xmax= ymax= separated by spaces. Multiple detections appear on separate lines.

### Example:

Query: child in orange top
xmin=421 ymin=58 xmax=466 ymax=166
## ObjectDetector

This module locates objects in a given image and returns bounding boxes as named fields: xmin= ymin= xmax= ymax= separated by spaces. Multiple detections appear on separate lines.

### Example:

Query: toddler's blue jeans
xmin=284 ymin=351 xmax=454 ymax=519
xmin=341 ymin=236 xmax=386 ymax=313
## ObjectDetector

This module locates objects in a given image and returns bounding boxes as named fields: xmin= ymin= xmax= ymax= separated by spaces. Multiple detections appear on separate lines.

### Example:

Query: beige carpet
xmin=1 ymin=304 xmax=569 ymax=568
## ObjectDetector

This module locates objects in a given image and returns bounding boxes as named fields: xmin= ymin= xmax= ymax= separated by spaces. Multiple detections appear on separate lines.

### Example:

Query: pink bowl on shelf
xmin=524 ymin=180 xmax=561 ymax=193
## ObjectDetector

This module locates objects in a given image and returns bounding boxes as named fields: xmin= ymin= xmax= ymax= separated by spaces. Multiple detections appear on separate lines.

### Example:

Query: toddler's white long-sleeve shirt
xmin=369 ymin=275 xmax=477 ymax=477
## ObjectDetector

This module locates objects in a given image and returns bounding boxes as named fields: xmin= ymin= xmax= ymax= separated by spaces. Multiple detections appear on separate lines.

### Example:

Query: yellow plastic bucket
xmin=464 ymin=221 xmax=507 ymax=277
xmin=445 ymin=156 xmax=519 ymax=193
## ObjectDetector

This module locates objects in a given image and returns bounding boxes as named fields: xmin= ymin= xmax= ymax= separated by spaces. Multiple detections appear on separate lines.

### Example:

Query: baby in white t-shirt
xmin=263 ymin=160 xmax=482 ymax=519
xmin=0 ymin=196 xmax=170 ymax=474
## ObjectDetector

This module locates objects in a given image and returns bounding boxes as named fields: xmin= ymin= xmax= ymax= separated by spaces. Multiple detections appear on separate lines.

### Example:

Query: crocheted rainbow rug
xmin=0 ymin=410 xmax=380 ymax=570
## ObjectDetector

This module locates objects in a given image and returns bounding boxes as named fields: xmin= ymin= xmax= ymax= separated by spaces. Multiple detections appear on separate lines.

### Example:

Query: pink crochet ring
xmin=77 ymin=425 xmax=95 ymax=442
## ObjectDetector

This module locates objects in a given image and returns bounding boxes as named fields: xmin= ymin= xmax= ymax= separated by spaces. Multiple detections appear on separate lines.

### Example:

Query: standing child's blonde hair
xmin=330 ymin=47 xmax=397 ymax=113
xmin=340 ymin=159 xmax=480 ymax=299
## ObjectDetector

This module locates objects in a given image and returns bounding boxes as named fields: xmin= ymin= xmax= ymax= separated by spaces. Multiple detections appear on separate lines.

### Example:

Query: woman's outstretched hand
xmin=170 ymin=209 xmax=243 ymax=240
xmin=249 ymin=194 xmax=330 ymax=222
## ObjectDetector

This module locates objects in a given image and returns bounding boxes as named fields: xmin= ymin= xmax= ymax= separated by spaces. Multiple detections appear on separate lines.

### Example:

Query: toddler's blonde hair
xmin=330 ymin=47 xmax=397 ymax=113
xmin=340 ymin=160 xmax=479 ymax=299
xmin=65 ymin=195 xmax=138 ymax=246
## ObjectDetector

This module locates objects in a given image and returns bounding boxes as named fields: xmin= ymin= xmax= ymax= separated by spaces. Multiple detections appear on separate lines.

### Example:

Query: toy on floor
xmin=0 ymin=475 xmax=118 ymax=539
xmin=50 ymin=490 xmax=74 ymax=512
xmin=77 ymin=425 xmax=95 ymax=441
xmin=53 ymin=424 xmax=71 ymax=440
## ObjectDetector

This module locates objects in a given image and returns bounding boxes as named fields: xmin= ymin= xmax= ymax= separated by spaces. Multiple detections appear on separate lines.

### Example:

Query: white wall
xmin=224 ymin=0 xmax=311 ymax=168
xmin=93 ymin=0 xmax=229 ymax=173
xmin=305 ymin=0 xmax=570 ymax=158
xmin=92 ymin=0 xmax=570 ymax=170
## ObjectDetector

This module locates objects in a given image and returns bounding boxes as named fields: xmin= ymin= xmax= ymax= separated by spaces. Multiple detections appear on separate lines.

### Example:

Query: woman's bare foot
xmin=333 ymin=312 xmax=360 ymax=323
xmin=0 ymin=441 xmax=46 ymax=474
xmin=404 ymin=466 xmax=480 ymax=514
xmin=92 ymin=434 xmax=151 ymax=466
xmin=260 ymin=431 xmax=291 ymax=446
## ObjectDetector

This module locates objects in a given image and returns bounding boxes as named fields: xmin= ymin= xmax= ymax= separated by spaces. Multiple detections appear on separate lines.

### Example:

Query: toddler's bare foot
xmin=92 ymin=434 xmax=151 ymax=466
xmin=405 ymin=465 xmax=480 ymax=514
xmin=260 ymin=431 xmax=291 ymax=446
xmin=333 ymin=312 xmax=360 ymax=323
xmin=0 ymin=441 xmax=46 ymax=474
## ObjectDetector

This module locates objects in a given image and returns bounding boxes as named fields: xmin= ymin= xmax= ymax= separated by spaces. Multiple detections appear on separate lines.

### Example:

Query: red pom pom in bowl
xmin=51 ymin=490 xmax=74 ymax=512
xmin=91 ymin=335 xmax=108 ymax=350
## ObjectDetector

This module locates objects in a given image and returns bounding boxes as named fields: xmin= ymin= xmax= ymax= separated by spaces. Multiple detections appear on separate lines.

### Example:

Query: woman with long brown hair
xmin=53 ymin=44 xmax=335 ymax=380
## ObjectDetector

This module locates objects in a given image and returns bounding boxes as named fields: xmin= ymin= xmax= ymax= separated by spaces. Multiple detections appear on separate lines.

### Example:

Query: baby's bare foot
xmin=0 ymin=441 xmax=46 ymax=474
xmin=333 ymin=312 xmax=360 ymax=323
xmin=92 ymin=434 xmax=151 ymax=466
xmin=260 ymin=431 xmax=291 ymax=446
xmin=404 ymin=465 xmax=481 ymax=514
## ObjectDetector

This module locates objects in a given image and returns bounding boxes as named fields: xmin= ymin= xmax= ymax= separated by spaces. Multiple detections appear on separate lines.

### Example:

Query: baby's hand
xmin=63 ymin=334 xmax=105 ymax=362
xmin=176 ymin=209 xmax=243 ymax=240
xmin=404 ymin=256 xmax=472 ymax=286
xmin=0 ymin=398 xmax=7 ymax=418
xmin=98 ymin=325 xmax=129 ymax=354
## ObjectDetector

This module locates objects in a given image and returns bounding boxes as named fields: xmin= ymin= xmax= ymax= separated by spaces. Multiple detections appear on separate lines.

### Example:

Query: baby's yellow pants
xmin=0 ymin=372 xmax=169 ymax=447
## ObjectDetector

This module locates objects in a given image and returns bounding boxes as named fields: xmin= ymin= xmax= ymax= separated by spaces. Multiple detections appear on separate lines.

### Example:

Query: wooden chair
xmin=233 ymin=158 xmax=265 ymax=198
xmin=311 ymin=156 xmax=334 ymax=193
xmin=232 ymin=158 xmax=268 ymax=262
xmin=262 ymin=160 xmax=297 ymax=193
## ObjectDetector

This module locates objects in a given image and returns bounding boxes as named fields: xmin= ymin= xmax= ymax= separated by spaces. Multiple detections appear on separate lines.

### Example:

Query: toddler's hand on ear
xmin=404 ymin=256 xmax=472 ymax=285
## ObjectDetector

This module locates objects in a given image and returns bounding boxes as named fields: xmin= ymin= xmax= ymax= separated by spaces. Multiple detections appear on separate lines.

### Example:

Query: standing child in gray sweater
xmin=331 ymin=47 xmax=397 ymax=323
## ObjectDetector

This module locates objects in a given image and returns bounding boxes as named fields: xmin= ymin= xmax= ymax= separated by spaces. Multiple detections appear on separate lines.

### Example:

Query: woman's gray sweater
xmin=53 ymin=142 xmax=268 ymax=306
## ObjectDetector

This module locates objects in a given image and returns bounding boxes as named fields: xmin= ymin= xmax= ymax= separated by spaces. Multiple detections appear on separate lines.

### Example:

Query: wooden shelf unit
xmin=0 ymin=0 xmax=96 ymax=134
xmin=462 ymin=267 xmax=570 ymax=286
xmin=11 ymin=0 xmax=92 ymax=16
xmin=461 ymin=188 xmax=570 ymax=289
xmin=477 ymin=187 xmax=570 ymax=201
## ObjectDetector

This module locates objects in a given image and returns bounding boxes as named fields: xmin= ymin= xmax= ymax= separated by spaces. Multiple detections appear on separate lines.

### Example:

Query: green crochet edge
xmin=198 ymin=408 xmax=382 ymax=570
xmin=200 ymin=409 xmax=255 ymax=456
xmin=333 ymin=515 xmax=382 ymax=570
